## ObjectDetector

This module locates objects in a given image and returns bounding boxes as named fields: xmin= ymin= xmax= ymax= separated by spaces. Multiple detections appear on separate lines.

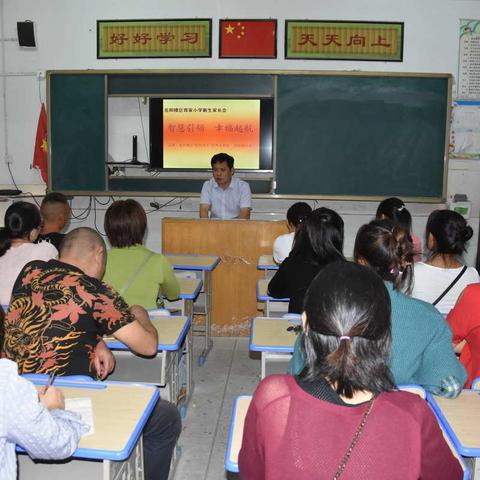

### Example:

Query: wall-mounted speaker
xmin=17 ymin=21 xmax=36 ymax=47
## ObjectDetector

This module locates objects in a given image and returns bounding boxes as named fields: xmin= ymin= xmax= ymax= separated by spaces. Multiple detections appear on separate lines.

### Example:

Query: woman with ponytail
xmin=239 ymin=262 xmax=462 ymax=479
xmin=0 ymin=201 xmax=58 ymax=305
xmin=289 ymin=219 xmax=466 ymax=398
xmin=268 ymin=207 xmax=345 ymax=313
xmin=412 ymin=209 xmax=479 ymax=315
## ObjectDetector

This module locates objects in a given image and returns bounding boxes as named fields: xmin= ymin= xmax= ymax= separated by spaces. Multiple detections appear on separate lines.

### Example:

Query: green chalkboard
xmin=50 ymin=74 xmax=106 ymax=191
xmin=276 ymin=74 xmax=449 ymax=199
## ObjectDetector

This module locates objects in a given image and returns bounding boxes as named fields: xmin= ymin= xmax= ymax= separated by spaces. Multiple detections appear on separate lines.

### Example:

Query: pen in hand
xmin=39 ymin=372 xmax=65 ymax=411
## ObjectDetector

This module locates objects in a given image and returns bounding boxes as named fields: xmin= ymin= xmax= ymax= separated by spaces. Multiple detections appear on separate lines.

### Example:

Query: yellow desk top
xmin=166 ymin=254 xmax=219 ymax=269
xmin=177 ymin=277 xmax=202 ymax=297
xmin=434 ymin=390 xmax=480 ymax=450
xmin=257 ymin=254 xmax=276 ymax=267
xmin=106 ymin=315 xmax=189 ymax=349
xmin=251 ymin=317 xmax=299 ymax=349
xmin=229 ymin=396 xmax=251 ymax=466
xmin=257 ymin=279 xmax=268 ymax=297
xmin=62 ymin=383 xmax=157 ymax=452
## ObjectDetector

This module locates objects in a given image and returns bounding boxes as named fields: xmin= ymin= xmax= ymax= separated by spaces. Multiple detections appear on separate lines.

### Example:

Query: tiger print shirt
xmin=3 ymin=259 xmax=134 ymax=377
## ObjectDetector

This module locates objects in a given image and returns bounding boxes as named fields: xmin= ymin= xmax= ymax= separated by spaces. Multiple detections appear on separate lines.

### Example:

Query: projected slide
xmin=163 ymin=99 xmax=260 ymax=169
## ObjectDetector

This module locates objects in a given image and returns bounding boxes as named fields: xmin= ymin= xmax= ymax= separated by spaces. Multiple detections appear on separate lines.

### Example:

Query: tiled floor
xmin=172 ymin=337 xmax=261 ymax=480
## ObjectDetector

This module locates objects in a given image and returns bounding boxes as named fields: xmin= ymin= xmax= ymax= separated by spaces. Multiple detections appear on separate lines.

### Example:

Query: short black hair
xmin=354 ymin=219 xmax=414 ymax=292
xmin=286 ymin=202 xmax=312 ymax=228
xmin=301 ymin=262 xmax=394 ymax=398
xmin=426 ymin=209 xmax=473 ymax=257
xmin=41 ymin=192 xmax=69 ymax=207
xmin=104 ymin=199 xmax=147 ymax=248
xmin=211 ymin=153 xmax=234 ymax=169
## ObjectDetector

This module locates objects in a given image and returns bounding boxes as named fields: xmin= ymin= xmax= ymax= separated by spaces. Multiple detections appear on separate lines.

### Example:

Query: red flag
xmin=219 ymin=20 xmax=277 ymax=58
xmin=33 ymin=103 xmax=48 ymax=183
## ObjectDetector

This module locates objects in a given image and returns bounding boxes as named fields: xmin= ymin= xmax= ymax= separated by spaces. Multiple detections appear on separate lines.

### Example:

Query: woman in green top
xmin=103 ymin=199 xmax=180 ymax=309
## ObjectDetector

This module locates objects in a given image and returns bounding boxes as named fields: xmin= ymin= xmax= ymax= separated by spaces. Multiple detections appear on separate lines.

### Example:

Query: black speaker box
xmin=17 ymin=21 xmax=36 ymax=47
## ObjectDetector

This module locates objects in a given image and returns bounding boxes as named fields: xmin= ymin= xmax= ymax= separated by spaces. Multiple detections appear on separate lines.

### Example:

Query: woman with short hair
xmin=103 ymin=199 xmax=179 ymax=309
xmin=239 ymin=262 xmax=462 ymax=479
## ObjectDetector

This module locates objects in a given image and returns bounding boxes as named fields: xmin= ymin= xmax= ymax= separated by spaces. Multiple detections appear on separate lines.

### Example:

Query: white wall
xmin=2 ymin=0 xmax=480 ymax=263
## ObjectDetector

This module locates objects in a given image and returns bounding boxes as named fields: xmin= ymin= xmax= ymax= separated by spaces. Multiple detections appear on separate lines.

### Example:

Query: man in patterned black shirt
xmin=4 ymin=227 xmax=181 ymax=480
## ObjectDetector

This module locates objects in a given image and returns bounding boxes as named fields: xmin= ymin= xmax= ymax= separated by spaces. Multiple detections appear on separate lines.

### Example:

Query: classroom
xmin=1 ymin=0 xmax=480 ymax=479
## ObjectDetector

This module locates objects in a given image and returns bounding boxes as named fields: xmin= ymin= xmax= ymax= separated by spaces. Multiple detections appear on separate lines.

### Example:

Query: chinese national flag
xmin=219 ymin=20 xmax=276 ymax=58
xmin=33 ymin=103 xmax=48 ymax=183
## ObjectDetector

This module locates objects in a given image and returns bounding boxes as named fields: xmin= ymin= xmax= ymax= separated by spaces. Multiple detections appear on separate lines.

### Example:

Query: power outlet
xmin=5 ymin=154 xmax=13 ymax=165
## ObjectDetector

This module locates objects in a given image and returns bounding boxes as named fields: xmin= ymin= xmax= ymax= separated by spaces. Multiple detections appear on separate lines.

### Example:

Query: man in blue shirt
xmin=199 ymin=153 xmax=252 ymax=219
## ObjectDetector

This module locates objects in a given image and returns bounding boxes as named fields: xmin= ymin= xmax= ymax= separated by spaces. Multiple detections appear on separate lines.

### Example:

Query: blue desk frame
xmin=166 ymin=253 xmax=219 ymax=365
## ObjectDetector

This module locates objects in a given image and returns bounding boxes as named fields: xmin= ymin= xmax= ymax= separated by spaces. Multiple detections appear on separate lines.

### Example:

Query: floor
xmin=172 ymin=337 xmax=260 ymax=480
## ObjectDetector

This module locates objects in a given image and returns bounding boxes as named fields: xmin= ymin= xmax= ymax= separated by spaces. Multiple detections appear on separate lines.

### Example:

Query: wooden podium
xmin=162 ymin=218 xmax=287 ymax=336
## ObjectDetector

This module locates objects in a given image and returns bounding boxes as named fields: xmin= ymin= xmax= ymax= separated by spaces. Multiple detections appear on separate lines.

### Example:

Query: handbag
xmin=118 ymin=251 xmax=154 ymax=296
xmin=432 ymin=265 xmax=467 ymax=306
xmin=333 ymin=396 xmax=376 ymax=479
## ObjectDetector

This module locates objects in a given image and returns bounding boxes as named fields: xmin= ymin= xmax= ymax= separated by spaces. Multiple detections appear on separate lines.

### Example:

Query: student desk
xmin=105 ymin=315 xmax=192 ymax=405
xmin=170 ymin=276 xmax=203 ymax=318
xmin=18 ymin=379 xmax=159 ymax=480
xmin=166 ymin=254 xmax=220 ymax=364
xmin=257 ymin=254 xmax=279 ymax=278
xmin=249 ymin=316 xmax=299 ymax=378
xmin=225 ymin=395 xmax=252 ymax=473
xmin=428 ymin=390 xmax=480 ymax=478
xmin=256 ymin=279 xmax=289 ymax=317
xmin=225 ymin=393 xmax=469 ymax=478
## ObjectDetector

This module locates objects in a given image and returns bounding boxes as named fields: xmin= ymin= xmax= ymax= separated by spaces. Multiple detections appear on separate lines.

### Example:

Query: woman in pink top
xmin=0 ymin=201 xmax=57 ymax=305
xmin=376 ymin=197 xmax=422 ymax=262
xmin=239 ymin=262 xmax=462 ymax=480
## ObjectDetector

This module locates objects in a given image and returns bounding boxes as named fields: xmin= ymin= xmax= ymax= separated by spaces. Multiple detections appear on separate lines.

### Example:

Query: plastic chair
xmin=471 ymin=376 xmax=480 ymax=390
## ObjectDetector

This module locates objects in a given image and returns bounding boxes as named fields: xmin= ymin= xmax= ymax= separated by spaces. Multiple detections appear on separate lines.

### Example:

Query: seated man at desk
xmin=199 ymin=152 xmax=252 ymax=219
xmin=3 ymin=227 xmax=181 ymax=480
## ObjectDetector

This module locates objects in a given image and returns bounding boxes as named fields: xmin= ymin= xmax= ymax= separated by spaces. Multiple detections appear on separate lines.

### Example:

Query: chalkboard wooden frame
xmin=46 ymin=69 xmax=451 ymax=202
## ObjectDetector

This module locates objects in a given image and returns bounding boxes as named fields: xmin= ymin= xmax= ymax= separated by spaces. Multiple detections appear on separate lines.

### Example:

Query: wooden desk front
xmin=162 ymin=218 xmax=287 ymax=336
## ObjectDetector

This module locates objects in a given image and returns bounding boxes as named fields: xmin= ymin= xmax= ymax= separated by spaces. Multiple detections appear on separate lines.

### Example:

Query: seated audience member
xmin=199 ymin=152 xmax=252 ymax=219
xmin=412 ymin=209 xmax=479 ymax=315
xmin=273 ymin=202 xmax=312 ymax=264
xmin=447 ymin=284 xmax=480 ymax=388
xmin=103 ymin=199 xmax=180 ymax=309
xmin=36 ymin=192 xmax=71 ymax=250
xmin=289 ymin=220 xmax=466 ymax=397
xmin=239 ymin=262 xmax=463 ymax=480
xmin=3 ymin=227 xmax=181 ymax=480
xmin=0 ymin=201 xmax=57 ymax=305
xmin=268 ymin=207 xmax=345 ymax=313
xmin=0 ymin=306 xmax=86 ymax=480
xmin=376 ymin=196 xmax=422 ymax=261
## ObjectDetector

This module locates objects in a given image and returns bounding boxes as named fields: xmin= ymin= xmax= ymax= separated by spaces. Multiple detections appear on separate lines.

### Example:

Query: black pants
xmin=142 ymin=398 xmax=182 ymax=480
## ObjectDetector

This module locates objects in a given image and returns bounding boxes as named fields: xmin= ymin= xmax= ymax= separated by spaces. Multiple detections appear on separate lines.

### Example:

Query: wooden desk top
xmin=177 ymin=277 xmax=203 ymax=299
xmin=34 ymin=381 xmax=158 ymax=461
xmin=250 ymin=317 xmax=299 ymax=352
xmin=225 ymin=395 xmax=252 ymax=473
xmin=106 ymin=315 xmax=190 ymax=351
xmin=429 ymin=390 xmax=480 ymax=456
xmin=166 ymin=253 xmax=220 ymax=271
xmin=256 ymin=279 xmax=289 ymax=301
xmin=257 ymin=255 xmax=278 ymax=270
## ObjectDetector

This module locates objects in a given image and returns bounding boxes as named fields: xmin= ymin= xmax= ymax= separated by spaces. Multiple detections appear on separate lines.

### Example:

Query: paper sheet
xmin=65 ymin=397 xmax=95 ymax=437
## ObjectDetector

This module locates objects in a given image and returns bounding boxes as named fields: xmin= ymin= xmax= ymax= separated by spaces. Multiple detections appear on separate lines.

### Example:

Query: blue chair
xmin=471 ymin=376 xmax=480 ymax=390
